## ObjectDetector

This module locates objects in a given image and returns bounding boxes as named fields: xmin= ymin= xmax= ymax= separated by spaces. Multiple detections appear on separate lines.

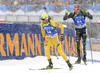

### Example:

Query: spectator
xmin=0 ymin=0 xmax=3 ymax=5
xmin=96 ymin=0 xmax=99 ymax=5
xmin=45 ymin=0 xmax=49 ymax=6
xmin=14 ymin=0 xmax=18 ymax=6
xmin=69 ymin=0 xmax=75 ymax=4
xmin=28 ymin=0 xmax=33 ymax=5
xmin=65 ymin=0 xmax=69 ymax=5
xmin=92 ymin=1 xmax=96 ymax=7
xmin=6 ymin=0 xmax=11 ymax=5
xmin=57 ymin=0 xmax=63 ymax=6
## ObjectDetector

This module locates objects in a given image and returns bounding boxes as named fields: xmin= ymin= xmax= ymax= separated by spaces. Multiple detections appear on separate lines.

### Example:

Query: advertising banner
xmin=0 ymin=23 xmax=88 ymax=60
xmin=91 ymin=38 xmax=100 ymax=51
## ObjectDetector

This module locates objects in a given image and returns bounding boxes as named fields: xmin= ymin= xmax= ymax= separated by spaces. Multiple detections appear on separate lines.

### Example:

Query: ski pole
xmin=64 ymin=40 xmax=87 ymax=65
xmin=64 ymin=40 xmax=77 ymax=55
xmin=43 ymin=7 xmax=48 ymax=14
xmin=89 ymin=20 xmax=93 ymax=64
xmin=43 ymin=7 xmax=51 ymax=20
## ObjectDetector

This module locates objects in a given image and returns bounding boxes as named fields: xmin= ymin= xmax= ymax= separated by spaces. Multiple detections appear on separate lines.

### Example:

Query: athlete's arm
xmin=40 ymin=22 xmax=45 ymax=38
xmin=57 ymin=23 xmax=64 ymax=35
xmin=85 ymin=10 xmax=93 ymax=20
xmin=63 ymin=10 xmax=74 ymax=20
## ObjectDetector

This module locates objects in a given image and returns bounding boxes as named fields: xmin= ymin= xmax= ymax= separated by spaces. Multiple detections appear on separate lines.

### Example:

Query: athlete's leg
xmin=75 ymin=29 xmax=81 ymax=64
xmin=52 ymin=36 xmax=73 ymax=69
xmin=82 ymin=28 xmax=87 ymax=62
xmin=52 ymin=36 xmax=68 ymax=61
xmin=82 ymin=28 xmax=87 ymax=56
xmin=44 ymin=37 xmax=53 ymax=69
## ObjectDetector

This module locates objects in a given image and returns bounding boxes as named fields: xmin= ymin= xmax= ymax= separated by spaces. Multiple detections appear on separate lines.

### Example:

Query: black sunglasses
xmin=41 ymin=18 xmax=46 ymax=20
xmin=41 ymin=17 xmax=48 ymax=20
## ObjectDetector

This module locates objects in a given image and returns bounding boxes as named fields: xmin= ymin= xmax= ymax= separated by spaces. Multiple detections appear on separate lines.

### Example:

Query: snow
xmin=5 ymin=11 xmax=14 ymax=15
xmin=36 ymin=10 xmax=46 ymax=15
xmin=48 ymin=11 xmax=59 ymax=15
xmin=25 ymin=11 xmax=37 ymax=15
xmin=89 ymin=9 xmax=96 ymax=15
xmin=59 ymin=9 xmax=66 ymax=15
xmin=0 ymin=50 xmax=100 ymax=73
xmin=0 ymin=10 xmax=5 ymax=15
xmin=14 ymin=9 xmax=25 ymax=15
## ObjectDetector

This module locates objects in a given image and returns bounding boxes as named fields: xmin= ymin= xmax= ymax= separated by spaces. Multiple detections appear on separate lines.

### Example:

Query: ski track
xmin=0 ymin=51 xmax=100 ymax=73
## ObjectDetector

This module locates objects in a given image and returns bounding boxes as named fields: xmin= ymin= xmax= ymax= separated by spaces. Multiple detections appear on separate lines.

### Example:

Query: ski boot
xmin=66 ymin=60 xmax=73 ymax=70
xmin=46 ymin=59 xmax=53 ymax=69
xmin=83 ymin=55 xmax=87 ymax=64
xmin=75 ymin=57 xmax=81 ymax=64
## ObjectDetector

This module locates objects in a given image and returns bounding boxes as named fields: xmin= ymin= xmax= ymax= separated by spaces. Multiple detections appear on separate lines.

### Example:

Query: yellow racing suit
xmin=40 ymin=19 xmax=68 ymax=61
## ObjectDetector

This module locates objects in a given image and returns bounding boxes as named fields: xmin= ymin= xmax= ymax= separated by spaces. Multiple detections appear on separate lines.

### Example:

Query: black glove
xmin=43 ymin=37 xmax=45 ymax=41
xmin=63 ymin=13 xmax=68 ymax=20
xmin=85 ymin=9 xmax=90 ymax=16
xmin=60 ymin=35 xmax=63 ymax=41
xmin=85 ymin=12 xmax=89 ymax=16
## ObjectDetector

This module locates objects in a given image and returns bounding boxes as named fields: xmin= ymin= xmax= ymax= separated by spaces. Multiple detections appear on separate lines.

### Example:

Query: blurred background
xmin=0 ymin=0 xmax=100 ymax=61
xmin=0 ymin=0 xmax=100 ymax=13
xmin=0 ymin=0 xmax=100 ymax=39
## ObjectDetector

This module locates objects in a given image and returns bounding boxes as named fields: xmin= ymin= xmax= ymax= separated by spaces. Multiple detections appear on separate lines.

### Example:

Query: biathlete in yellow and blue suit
xmin=40 ymin=13 xmax=73 ymax=70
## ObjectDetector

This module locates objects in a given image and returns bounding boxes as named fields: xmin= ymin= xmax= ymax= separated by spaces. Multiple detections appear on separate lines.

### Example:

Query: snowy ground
xmin=0 ymin=50 xmax=100 ymax=73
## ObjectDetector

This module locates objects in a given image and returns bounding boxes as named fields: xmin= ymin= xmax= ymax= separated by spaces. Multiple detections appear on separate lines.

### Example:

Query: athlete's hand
xmin=43 ymin=37 xmax=45 ymax=41
xmin=85 ymin=9 xmax=89 ymax=13
xmin=85 ymin=9 xmax=89 ymax=16
xmin=65 ymin=10 xmax=69 ymax=13
xmin=60 ymin=35 xmax=63 ymax=41
xmin=63 ymin=10 xmax=68 ymax=20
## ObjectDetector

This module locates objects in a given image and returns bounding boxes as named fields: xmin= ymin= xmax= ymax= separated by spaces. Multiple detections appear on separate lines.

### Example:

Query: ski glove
xmin=60 ymin=35 xmax=64 ymax=41
xmin=85 ymin=9 xmax=89 ymax=13
xmin=85 ymin=9 xmax=93 ymax=19
xmin=85 ymin=9 xmax=89 ymax=16
xmin=43 ymin=37 xmax=45 ymax=41
xmin=65 ymin=10 xmax=69 ymax=13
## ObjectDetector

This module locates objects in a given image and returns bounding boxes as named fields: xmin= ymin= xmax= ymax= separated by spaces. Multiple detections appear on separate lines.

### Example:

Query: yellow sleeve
xmin=50 ymin=20 xmax=64 ymax=35
xmin=40 ymin=22 xmax=45 ymax=38
xmin=57 ymin=22 xmax=64 ymax=35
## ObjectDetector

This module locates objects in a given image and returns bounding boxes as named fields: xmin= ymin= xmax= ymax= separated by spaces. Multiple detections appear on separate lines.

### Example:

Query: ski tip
xmin=72 ymin=62 xmax=87 ymax=65
xmin=29 ymin=68 xmax=36 ymax=70
xmin=29 ymin=68 xmax=63 ymax=70
xmin=69 ymin=67 xmax=73 ymax=71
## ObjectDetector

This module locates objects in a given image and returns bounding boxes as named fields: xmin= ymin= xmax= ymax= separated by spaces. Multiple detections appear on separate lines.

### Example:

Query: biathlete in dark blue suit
xmin=63 ymin=4 xmax=93 ymax=64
